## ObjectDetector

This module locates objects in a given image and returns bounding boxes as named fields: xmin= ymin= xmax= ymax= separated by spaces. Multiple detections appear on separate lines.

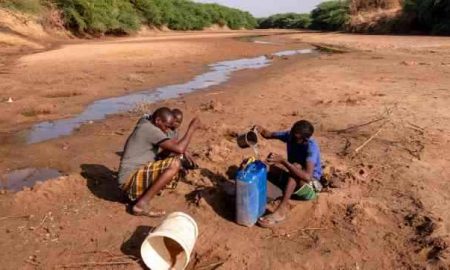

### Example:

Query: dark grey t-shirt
xmin=118 ymin=117 xmax=169 ymax=184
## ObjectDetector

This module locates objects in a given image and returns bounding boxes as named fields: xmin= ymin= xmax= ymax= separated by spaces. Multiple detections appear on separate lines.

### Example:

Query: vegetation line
xmin=1 ymin=0 xmax=448 ymax=35
xmin=0 ymin=0 xmax=257 ymax=35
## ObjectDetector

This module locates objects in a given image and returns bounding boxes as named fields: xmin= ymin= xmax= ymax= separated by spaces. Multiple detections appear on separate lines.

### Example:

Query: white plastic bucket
xmin=141 ymin=212 xmax=198 ymax=270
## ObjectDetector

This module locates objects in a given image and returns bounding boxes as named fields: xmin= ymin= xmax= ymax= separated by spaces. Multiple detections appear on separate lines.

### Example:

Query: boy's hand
xmin=252 ymin=125 xmax=263 ymax=132
xmin=189 ymin=117 xmax=201 ymax=130
xmin=266 ymin=153 xmax=285 ymax=164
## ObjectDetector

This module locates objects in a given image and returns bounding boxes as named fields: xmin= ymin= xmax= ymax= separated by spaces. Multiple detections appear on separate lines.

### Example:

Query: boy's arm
xmin=253 ymin=125 xmax=277 ymax=140
xmin=282 ymin=160 xmax=314 ymax=183
xmin=267 ymin=154 xmax=314 ymax=183
xmin=159 ymin=118 xmax=200 ymax=154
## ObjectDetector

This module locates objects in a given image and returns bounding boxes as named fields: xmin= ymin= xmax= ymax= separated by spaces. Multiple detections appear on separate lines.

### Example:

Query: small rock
xmin=199 ymin=100 xmax=224 ymax=112
xmin=7 ymin=97 xmax=13 ymax=103
xmin=62 ymin=143 xmax=70 ymax=150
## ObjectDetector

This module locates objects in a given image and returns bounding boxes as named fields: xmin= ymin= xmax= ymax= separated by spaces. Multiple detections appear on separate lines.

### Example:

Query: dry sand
xmin=0 ymin=32 xmax=449 ymax=269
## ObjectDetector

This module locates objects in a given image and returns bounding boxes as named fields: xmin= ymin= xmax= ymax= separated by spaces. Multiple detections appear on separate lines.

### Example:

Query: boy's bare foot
xmin=258 ymin=211 xmax=286 ymax=228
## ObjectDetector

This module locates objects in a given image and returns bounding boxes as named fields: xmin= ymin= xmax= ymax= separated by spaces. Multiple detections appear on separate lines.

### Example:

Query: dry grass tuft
xmin=21 ymin=105 xmax=54 ymax=117
xmin=44 ymin=90 xmax=82 ymax=98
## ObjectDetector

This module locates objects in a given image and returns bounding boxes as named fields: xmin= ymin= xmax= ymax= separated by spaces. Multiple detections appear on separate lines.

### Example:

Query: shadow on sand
xmin=184 ymin=167 xmax=239 ymax=223
xmin=80 ymin=164 xmax=127 ymax=203
xmin=121 ymin=225 xmax=154 ymax=269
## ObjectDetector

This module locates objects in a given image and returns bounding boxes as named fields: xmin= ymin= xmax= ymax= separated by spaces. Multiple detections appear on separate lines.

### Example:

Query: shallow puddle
xmin=1 ymin=168 xmax=61 ymax=192
xmin=26 ymin=48 xmax=316 ymax=144
xmin=235 ymin=35 xmax=279 ymax=45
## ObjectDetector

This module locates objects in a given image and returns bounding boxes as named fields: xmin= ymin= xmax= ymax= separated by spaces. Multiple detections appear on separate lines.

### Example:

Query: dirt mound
xmin=203 ymin=24 xmax=232 ymax=32
xmin=347 ymin=0 xmax=412 ymax=33
xmin=349 ymin=0 xmax=402 ymax=13
xmin=0 ymin=8 xmax=67 ymax=49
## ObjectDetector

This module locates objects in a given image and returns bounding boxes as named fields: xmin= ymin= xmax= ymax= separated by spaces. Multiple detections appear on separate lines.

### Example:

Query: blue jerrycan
xmin=236 ymin=161 xmax=268 ymax=227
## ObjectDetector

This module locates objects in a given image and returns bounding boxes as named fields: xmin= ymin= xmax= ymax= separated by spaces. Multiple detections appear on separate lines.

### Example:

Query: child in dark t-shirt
xmin=254 ymin=120 xmax=323 ymax=228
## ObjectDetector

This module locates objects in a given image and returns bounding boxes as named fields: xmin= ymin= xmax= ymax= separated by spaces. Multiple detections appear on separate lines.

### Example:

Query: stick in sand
xmin=354 ymin=125 xmax=385 ymax=153
xmin=329 ymin=117 xmax=386 ymax=133
xmin=59 ymin=261 xmax=135 ymax=268
xmin=0 ymin=215 xmax=30 ymax=221
xmin=196 ymin=261 xmax=226 ymax=270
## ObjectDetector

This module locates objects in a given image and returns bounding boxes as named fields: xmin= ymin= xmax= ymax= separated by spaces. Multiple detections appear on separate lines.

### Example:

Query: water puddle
xmin=235 ymin=35 xmax=279 ymax=45
xmin=26 ymin=48 xmax=316 ymax=144
xmin=253 ymin=40 xmax=277 ymax=45
xmin=1 ymin=168 xmax=62 ymax=192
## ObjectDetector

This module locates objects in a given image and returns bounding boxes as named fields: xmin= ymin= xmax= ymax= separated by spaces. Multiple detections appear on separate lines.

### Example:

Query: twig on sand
xmin=59 ymin=261 xmax=135 ymax=268
xmin=37 ymin=213 xmax=49 ymax=228
xmin=329 ymin=117 xmax=386 ymax=134
xmin=24 ymin=259 xmax=39 ymax=266
xmin=0 ymin=215 xmax=30 ymax=221
xmin=354 ymin=123 xmax=386 ymax=153
xmin=263 ymin=227 xmax=327 ymax=239
xmin=196 ymin=261 xmax=226 ymax=270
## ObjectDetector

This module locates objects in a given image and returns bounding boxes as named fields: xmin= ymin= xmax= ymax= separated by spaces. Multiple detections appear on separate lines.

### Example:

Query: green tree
xmin=310 ymin=0 xmax=350 ymax=31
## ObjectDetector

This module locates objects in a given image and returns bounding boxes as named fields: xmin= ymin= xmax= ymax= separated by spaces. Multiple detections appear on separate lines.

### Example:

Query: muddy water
xmin=235 ymin=35 xmax=280 ymax=45
xmin=1 ymin=168 xmax=61 ymax=192
xmin=26 ymin=48 xmax=316 ymax=144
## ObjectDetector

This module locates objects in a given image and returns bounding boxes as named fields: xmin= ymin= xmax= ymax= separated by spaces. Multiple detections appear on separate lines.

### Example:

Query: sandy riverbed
xmin=0 ymin=31 xmax=449 ymax=269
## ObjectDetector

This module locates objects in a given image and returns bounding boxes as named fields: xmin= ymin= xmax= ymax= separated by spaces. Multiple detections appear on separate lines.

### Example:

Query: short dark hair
xmin=152 ymin=107 xmax=173 ymax=122
xmin=172 ymin=108 xmax=183 ymax=119
xmin=291 ymin=120 xmax=314 ymax=139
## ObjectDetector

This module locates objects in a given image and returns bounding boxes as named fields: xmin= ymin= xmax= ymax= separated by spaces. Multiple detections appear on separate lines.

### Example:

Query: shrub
xmin=133 ymin=0 xmax=256 ymax=31
xmin=133 ymin=0 xmax=163 ymax=26
xmin=258 ymin=13 xmax=311 ymax=29
xmin=0 ymin=0 xmax=43 ymax=13
xmin=2 ymin=0 xmax=258 ymax=34
xmin=404 ymin=0 xmax=450 ymax=35
xmin=310 ymin=0 xmax=350 ymax=31
xmin=56 ymin=0 xmax=143 ymax=35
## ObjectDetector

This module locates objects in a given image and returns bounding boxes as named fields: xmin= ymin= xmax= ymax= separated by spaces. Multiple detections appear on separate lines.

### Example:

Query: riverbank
xmin=0 ymin=31 xmax=298 ymax=132
xmin=0 ymin=32 xmax=449 ymax=269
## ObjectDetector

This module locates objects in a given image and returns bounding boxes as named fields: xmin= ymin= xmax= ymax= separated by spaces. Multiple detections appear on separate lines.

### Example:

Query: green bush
xmin=258 ymin=13 xmax=311 ymax=29
xmin=310 ymin=0 xmax=350 ymax=31
xmin=133 ymin=0 xmax=163 ymax=26
xmin=0 ymin=0 xmax=43 ymax=13
xmin=133 ymin=0 xmax=256 ymax=31
xmin=55 ymin=0 xmax=140 ymax=35
xmin=1 ymin=0 xmax=257 ymax=34
xmin=404 ymin=0 xmax=450 ymax=35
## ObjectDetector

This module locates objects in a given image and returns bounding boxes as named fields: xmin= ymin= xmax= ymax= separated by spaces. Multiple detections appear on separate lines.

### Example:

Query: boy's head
xmin=171 ymin=109 xmax=183 ymax=130
xmin=290 ymin=120 xmax=314 ymax=144
xmin=152 ymin=107 xmax=174 ymax=133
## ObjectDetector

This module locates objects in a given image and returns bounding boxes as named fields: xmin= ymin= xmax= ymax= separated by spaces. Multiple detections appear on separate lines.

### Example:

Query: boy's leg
xmin=259 ymin=164 xmax=306 ymax=227
xmin=259 ymin=176 xmax=297 ymax=226
xmin=273 ymin=176 xmax=297 ymax=217
xmin=267 ymin=165 xmax=284 ymax=200
xmin=133 ymin=158 xmax=181 ymax=214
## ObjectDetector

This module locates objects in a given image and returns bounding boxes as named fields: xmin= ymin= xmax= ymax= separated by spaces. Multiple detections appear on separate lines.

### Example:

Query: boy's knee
xmin=169 ymin=158 xmax=181 ymax=171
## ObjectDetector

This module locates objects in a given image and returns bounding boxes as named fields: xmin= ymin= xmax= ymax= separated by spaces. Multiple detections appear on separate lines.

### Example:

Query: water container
xmin=141 ymin=212 xmax=198 ymax=270
xmin=257 ymin=163 xmax=268 ymax=217
xmin=236 ymin=161 xmax=268 ymax=227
